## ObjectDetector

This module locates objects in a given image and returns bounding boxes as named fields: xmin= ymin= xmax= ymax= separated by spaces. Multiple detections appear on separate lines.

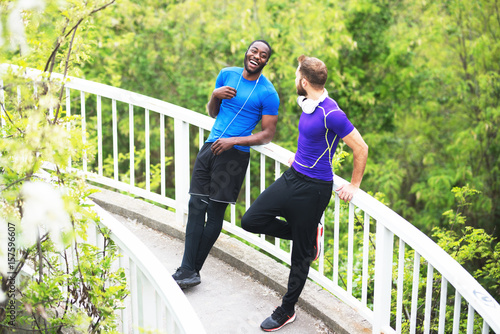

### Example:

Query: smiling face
xmin=243 ymin=41 xmax=270 ymax=75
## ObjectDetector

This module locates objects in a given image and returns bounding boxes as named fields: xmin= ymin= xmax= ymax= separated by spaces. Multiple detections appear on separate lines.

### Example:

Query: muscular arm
xmin=207 ymin=86 xmax=237 ymax=118
xmin=210 ymin=114 xmax=278 ymax=155
xmin=336 ymin=128 xmax=369 ymax=202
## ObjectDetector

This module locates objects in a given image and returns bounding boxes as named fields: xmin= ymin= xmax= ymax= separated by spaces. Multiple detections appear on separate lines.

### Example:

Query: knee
xmin=189 ymin=195 xmax=209 ymax=213
xmin=207 ymin=200 xmax=228 ymax=219
xmin=241 ymin=211 xmax=254 ymax=232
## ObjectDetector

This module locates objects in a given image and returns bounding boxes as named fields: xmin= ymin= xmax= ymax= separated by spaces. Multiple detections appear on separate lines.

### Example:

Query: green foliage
xmin=331 ymin=143 xmax=350 ymax=175
xmin=1 ymin=0 xmax=127 ymax=332
xmin=433 ymin=186 xmax=500 ymax=301
xmin=71 ymin=1 xmax=500 ymax=326
xmin=73 ymin=0 xmax=499 ymax=240
xmin=2 ymin=0 xmax=499 ymax=331
xmin=13 ymin=225 xmax=127 ymax=333
xmin=4 ymin=0 xmax=499 ymax=237
xmin=391 ymin=186 xmax=499 ymax=333
xmin=363 ymin=0 xmax=500 ymax=235
xmin=314 ymin=185 xmax=498 ymax=332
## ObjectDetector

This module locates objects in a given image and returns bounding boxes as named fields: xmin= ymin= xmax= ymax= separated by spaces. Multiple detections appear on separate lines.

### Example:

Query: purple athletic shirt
xmin=292 ymin=95 xmax=354 ymax=181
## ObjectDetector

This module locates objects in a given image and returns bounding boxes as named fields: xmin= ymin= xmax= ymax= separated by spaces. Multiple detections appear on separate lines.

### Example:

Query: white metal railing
xmin=2 ymin=64 xmax=499 ymax=334
xmin=90 ymin=202 xmax=206 ymax=334
xmin=1 ymin=65 xmax=206 ymax=334
xmin=15 ymin=202 xmax=205 ymax=334
xmin=30 ymin=168 xmax=206 ymax=333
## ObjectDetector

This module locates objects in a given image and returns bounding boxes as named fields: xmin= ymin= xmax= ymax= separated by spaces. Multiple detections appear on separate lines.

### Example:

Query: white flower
xmin=20 ymin=181 xmax=72 ymax=249
xmin=4 ymin=0 xmax=46 ymax=54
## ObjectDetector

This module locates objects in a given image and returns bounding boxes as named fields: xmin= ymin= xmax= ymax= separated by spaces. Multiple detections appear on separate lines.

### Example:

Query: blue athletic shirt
xmin=292 ymin=95 xmax=354 ymax=181
xmin=206 ymin=67 xmax=280 ymax=152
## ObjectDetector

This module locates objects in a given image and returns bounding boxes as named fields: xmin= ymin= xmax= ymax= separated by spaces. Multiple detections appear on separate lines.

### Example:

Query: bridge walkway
xmin=91 ymin=187 xmax=372 ymax=334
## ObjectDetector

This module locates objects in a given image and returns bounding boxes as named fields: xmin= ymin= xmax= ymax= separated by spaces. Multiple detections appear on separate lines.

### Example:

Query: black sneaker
xmin=172 ymin=267 xmax=201 ymax=289
xmin=260 ymin=306 xmax=296 ymax=332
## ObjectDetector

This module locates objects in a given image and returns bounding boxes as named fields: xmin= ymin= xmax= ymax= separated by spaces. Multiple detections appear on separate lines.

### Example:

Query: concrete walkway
xmin=113 ymin=213 xmax=332 ymax=334
xmin=91 ymin=187 xmax=371 ymax=334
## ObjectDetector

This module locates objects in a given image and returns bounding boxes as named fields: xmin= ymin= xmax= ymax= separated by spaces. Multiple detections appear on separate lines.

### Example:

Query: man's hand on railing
xmin=287 ymin=154 xmax=295 ymax=167
xmin=336 ymin=183 xmax=358 ymax=202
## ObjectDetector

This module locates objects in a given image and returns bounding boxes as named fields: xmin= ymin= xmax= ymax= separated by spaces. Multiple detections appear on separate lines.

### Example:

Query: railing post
xmin=81 ymin=91 xmax=87 ymax=173
xmin=174 ymin=118 xmax=190 ymax=225
xmin=373 ymin=222 xmax=394 ymax=333
xmin=97 ymin=95 xmax=103 ymax=175
xmin=129 ymin=104 xmax=135 ymax=187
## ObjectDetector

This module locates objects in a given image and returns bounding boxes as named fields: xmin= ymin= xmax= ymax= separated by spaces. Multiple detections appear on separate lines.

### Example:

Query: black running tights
xmin=181 ymin=195 xmax=229 ymax=272
xmin=241 ymin=168 xmax=332 ymax=311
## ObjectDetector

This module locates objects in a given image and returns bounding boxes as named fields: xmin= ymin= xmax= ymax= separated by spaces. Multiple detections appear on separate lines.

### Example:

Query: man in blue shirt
xmin=173 ymin=40 xmax=280 ymax=288
xmin=242 ymin=55 xmax=368 ymax=331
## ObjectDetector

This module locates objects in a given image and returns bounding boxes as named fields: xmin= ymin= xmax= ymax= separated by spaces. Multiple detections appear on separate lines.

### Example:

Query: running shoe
xmin=172 ymin=267 xmax=201 ymax=289
xmin=313 ymin=222 xmax=324 ymax=261
xmin=260 ymin=306 xmax=296 ymax=332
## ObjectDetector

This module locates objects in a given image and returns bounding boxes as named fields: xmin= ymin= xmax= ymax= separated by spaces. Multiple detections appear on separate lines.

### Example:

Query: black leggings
xmin=241 ymin=167 xmax=332 ymax=310
xmin=181 ymin=195 xmax=229 ymax=272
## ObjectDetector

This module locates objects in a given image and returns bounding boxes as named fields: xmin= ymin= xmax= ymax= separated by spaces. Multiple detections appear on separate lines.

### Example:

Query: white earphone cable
xmin=217 ymin=73 xmax=260 ymax=140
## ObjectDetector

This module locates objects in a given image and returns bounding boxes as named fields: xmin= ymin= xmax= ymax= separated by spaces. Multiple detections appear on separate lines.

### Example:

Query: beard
xmin=243 ymin=52 xmax=266 ymax=75
xmin=296 ymin=79 xmax=307 ymax=96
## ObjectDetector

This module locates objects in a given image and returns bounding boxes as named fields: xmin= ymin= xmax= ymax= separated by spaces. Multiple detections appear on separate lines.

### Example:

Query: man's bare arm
xmin=210 ymin=114 xmax=278 ymax=155
xmin=207 ymin=86 xmax=237 ymax=118
xmin=336 ymin=128 xmax=368 ymax=202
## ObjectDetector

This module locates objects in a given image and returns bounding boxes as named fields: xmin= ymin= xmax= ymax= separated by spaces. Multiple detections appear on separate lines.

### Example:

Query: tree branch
xmin=44 ymin=19 xmax=70 ymax=74
xmin=52 ymin=21 xmax=79 ymax=124
xmin=51 ymin=0 xmax=117 ymax=124
xmin=0 ymin=101 xmax=24 ymax=135
xmin=37 ymin=230 xmax=43 ymax=283
xmin=58 ymin=250 xmax=71 ymax=333
xmin=91 ymin=0 xmax=116 ymax=15
xmin=1 ymin=175 xmax=33 ymax=193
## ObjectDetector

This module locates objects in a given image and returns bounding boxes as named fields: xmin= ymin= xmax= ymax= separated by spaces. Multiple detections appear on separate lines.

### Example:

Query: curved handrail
xmin=91 ymin=202 xmax=206 ymax=334
xmin=343 ymin=183 xmax=500 ymax=332
xmin=2 ymin=63 xmax=498 ymax=333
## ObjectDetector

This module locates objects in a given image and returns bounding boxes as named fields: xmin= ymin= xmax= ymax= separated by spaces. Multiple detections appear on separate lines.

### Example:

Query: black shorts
xmin=189 ymin=142 xmax=250 ymax=203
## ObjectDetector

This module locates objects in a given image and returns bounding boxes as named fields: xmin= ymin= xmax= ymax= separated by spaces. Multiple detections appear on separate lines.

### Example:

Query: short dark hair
xmin=248 ymin=39 xmax=273 ymax=60
xmin=297 ymin=55 xmax=327 ymax=89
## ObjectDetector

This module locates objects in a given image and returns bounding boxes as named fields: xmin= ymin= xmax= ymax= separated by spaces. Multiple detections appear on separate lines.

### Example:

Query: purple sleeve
xmin=326 ymin=109 xmax=354 ymax=138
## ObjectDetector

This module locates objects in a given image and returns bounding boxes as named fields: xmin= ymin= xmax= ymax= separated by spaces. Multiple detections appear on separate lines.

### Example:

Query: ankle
xmin=281 ymin=303 xmax=294 ymax=315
